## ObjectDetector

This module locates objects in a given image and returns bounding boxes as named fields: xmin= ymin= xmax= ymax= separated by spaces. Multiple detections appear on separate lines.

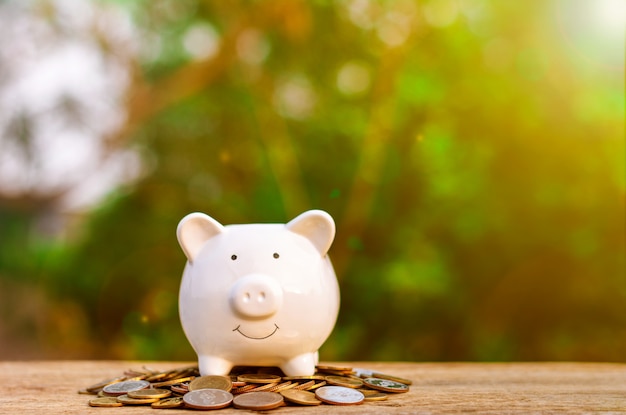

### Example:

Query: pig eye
xmin=231 ymin=254 xmax=237 ymax=260
xmin=273 ymin=252 xmax=280 ymax=259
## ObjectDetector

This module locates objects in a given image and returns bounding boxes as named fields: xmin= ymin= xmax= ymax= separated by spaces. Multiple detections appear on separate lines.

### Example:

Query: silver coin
xmin=315 ymin=386 xmax=364 ymax=405
xmin=102 ymin=380 xmax=150 ymax=396
xmin=363 ymin=377 xmax=410 ymax=393
xmin=183 ymin=388 xmax=233 ymax=410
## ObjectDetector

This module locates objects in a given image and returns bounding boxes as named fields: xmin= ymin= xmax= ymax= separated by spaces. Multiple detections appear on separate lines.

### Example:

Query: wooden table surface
xmin=0 ymin=361 xmax=624 ymax=414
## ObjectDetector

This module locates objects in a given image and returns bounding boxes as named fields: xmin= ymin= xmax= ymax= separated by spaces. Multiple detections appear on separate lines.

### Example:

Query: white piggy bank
xmin=176 ymin=209 xmax=340 ymax=376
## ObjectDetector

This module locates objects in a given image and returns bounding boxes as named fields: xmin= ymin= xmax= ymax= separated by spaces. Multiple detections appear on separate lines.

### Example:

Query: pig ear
xmin=286 ymin=210 xmax=335 ymax=256
xmin=177 ymin=212 xmax=225 ymax=263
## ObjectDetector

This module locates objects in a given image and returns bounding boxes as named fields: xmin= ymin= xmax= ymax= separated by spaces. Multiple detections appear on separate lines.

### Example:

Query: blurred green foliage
xmin=0 ymin=0 xmax=624 ymax=362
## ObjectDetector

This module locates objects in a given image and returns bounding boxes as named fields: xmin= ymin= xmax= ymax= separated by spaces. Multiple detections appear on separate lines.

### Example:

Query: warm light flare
xmin=595 ymin=0 xmax=626 ymax=35
xmin=557 ymin=0 xmax=625 ymax=70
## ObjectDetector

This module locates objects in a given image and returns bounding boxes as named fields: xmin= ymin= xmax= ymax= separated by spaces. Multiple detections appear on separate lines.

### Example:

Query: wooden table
xmin=0 ymin=361 xmax=624 ymax=414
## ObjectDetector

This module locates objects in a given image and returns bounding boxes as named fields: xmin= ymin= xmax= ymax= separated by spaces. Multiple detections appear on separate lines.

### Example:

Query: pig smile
xmin=233 ymin=323 xmax=279 ymax=340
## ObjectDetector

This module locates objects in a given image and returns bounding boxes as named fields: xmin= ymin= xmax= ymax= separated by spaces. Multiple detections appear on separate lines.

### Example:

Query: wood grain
xmin=0 ymin=361 xmax=624 ymax=414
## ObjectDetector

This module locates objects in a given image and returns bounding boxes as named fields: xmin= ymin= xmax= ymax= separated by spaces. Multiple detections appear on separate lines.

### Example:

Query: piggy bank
xmin=176 ymin=209 xmax=340 ymax=376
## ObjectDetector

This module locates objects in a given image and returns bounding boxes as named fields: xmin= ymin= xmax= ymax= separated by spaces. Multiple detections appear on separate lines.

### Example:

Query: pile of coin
xmin=80 ymin=364 xmax=411 ymax=410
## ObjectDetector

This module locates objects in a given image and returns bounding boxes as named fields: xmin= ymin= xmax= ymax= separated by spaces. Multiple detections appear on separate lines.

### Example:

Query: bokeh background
xmin=0 ymin=0 xmax=624 ymax=363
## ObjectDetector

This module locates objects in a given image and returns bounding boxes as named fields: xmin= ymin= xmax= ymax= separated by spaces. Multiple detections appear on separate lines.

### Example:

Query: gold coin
xmin=151 ymin=368 xmax=175 ymax=381
xmin=325 ymin=375 xmax=364 ymax=389
xmin=245 ymin=382 xmax=279 ymax=392
xmin=364 ymin=392 xmax=389 ymax=401
xmin=306 ymin=381 xmax=327 ymax=391
xmin=189 ymin=375 xmax=233 ymax=392
xmin=363 ymin=377 xmax=409 ymax=393
xmin=183 ymin=389 xmax=234 ymax=410
xmin=116 ymin=394 xmax=160 ymax=405
xmin=282 ymin=375 xmax=326 ymax=381
xmin=357 ymin=388 xmax=381 ymax=396
xmin=318 ymin=369 xmax=356 ymax=376
xmin=315 ymin=386 xmax=364 ymax=405
xmin=123 ymin=374 xmax=149 ymax=382
xmin=231 ymin=384 xmax=257 ymax=394
xmin=237 ymin=374 xmax=282 ymax=384
xmin=124 ymin=368 xmax=152 ymax=377
xmin=372 ymin=371 xmax=413 ymax=385
xmin=151 ymin=375 xmax=195 ymax=388
xmin=267 ymin=381 xmax=296 ymax=392
xmin=88 ymin=397 xmax=122 ymax=407
xmin=128 ymin=388 xmax=172 ymax=399
xmin=294 ymin=380 xmax=316 ymax=390
xmin=151 ymin=397 xmax=184 ymax=409
xmin=280 ymin=389 xmax=322 ymax=406
xmin=163 ymin=366 xmax=198 ymax=381
xmin=102 ymin=380 xmax=150 ymax=396
xmin=232 ymin=391 xmax=284 ymax=410
xmin=256 ymin=367 xmax=285 ymax=377
xmin=316 ymin=364 xmax=353 ymax=372
xmin=144 ymin=372 xmax=168 ymax=382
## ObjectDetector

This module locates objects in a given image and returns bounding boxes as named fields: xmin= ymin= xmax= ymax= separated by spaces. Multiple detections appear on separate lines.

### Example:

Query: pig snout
xmin=230 ymin=274 xmax=283 ymax=318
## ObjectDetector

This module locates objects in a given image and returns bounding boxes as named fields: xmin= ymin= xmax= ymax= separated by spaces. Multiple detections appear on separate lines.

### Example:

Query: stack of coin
xmin=81 ymin=364 xmax=411 ymax=409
